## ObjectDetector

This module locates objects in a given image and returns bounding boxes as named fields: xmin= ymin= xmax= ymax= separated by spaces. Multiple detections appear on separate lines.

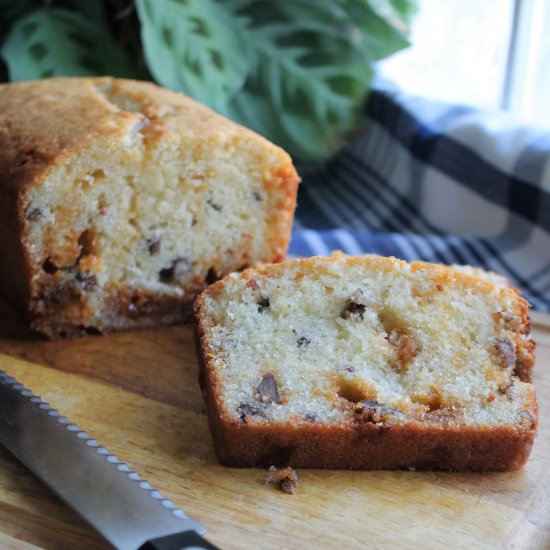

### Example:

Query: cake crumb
xmin=266 ymin=466 xmax=299 ymax=494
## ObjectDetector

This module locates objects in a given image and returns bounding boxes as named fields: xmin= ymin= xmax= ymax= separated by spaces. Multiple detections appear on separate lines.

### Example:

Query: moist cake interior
xmin=200 ymin=257 xmax=535 ymax=429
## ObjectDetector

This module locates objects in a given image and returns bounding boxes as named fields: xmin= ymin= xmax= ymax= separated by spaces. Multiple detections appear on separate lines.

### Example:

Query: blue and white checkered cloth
xmin=289 ymin=84 xmax=550 ymax=312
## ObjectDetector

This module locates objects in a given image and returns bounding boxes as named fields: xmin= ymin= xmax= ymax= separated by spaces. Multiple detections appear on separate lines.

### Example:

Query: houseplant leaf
xmin=135 ymin=0 xmax=250 ymax=114
xmin=139 ymin=0 xmax=413 ymax=159
xmin=1 ymin=8 xmax=135 ymax=81
xmin=223 ymin=0 xmax=390 ymax=159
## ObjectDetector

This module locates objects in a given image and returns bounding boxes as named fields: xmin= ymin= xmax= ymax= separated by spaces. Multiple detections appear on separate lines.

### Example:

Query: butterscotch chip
xmin=388 ymin=330 xmax=419 ymax=370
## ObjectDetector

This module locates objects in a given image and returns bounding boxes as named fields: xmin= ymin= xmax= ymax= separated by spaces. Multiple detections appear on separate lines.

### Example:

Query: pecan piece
xmin=237 ymin=404 xmax=266 ymax=423
xmin=495 ymin=339 xmax=516 ymax=369
xmin=75 ymin=273 xmax=98 ymax=292
xmin=257 ymin=297 xmax=270 ymax=313
xmin=25 ymin=207 xmax=42 ymax=221
xmin=147 ymin=239 xmax=161 ymax=255
xmin=341 ymin=289 xmax=370 ymax=319
xmin=49 ymin=286 xmax=75 ymax=304
xmin=296 ymin=336 xmax=310 ymax=348
xmin=159 ymin=257 xmax=191 ymax=283
xmin=206 ymin=197 xmax=223 ymax=211
xmin=257 ymin=373 xmax=281 ymax=404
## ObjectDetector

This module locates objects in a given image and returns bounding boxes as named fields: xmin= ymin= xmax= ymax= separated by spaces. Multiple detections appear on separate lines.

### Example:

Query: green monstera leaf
xmin=1 ymin=8 xmax=135 ymax=81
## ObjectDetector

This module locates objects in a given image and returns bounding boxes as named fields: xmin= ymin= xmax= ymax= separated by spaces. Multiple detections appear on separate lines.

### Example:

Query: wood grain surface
xmin=0 ymin=299 xmax=549 ymax=550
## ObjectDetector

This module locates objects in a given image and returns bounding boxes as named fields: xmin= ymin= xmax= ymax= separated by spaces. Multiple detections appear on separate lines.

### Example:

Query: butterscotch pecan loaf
xmin=194 ymin=255 xmax=537 ymax=471
xmin=0 ymin=78 xmax=299 ymax=338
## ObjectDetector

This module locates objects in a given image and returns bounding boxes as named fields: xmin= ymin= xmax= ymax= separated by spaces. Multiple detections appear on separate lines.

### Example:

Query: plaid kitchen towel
xmin=290 ymin=84 xmax=550 ymax=312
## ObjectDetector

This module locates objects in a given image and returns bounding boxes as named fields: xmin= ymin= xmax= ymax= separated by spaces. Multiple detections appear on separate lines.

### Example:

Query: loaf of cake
xmin=0 ymin=78 xmax=299 ymax=338
xmin=194 ymin=254 xmax=537 ymax=471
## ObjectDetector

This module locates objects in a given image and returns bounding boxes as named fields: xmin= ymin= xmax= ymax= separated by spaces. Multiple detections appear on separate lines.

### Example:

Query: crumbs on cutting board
xmin=266 ymin=466 xmax=299 ymax=495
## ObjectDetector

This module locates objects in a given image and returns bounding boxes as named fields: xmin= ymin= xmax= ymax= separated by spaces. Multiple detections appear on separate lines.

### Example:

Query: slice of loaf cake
xmin=194 ymin=254 xmax=537 ymax=471
xmin=0 ymin=78 xmax=299 ymax=338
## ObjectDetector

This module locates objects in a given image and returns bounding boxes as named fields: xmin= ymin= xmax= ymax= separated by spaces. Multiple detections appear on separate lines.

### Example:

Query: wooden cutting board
xmin=0 ymin=299 xmax=549 ymax=550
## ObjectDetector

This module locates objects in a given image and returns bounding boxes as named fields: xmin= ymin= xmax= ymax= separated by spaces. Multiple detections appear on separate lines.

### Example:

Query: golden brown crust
xmin=0 ymin=77 xmax=295 ymax=195
xmin=265 ymin=162 xmax=300 ymax=262
xmin=193 ymin=255 xmax=538 ymax=471
xmin=209 ymin=419 xmax=536 ymax=471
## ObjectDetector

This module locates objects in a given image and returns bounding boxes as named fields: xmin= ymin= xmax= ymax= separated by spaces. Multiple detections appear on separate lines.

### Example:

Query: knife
xmin=0 ymin=369 xmax=220 ymax=550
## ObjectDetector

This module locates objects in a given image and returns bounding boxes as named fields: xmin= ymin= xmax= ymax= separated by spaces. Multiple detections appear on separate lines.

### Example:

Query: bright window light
xmin=376 ymin=0 xmax=536 ymax=117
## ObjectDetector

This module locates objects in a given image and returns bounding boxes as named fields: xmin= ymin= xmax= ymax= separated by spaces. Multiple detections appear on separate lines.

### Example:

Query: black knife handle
xmin=139 ymin=530 xmax=221 ymax=550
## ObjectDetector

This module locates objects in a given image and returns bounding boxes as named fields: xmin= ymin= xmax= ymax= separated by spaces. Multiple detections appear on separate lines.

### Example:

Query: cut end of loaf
xmin=194 ymin=254 xmax=537 ymax=471
xmin=0 ymin=78 xmax=299 ymax=337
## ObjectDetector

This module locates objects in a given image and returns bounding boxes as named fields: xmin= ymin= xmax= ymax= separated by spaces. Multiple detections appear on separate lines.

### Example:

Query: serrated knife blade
xmin=0 ymin=369 xmax=220 ymax=550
